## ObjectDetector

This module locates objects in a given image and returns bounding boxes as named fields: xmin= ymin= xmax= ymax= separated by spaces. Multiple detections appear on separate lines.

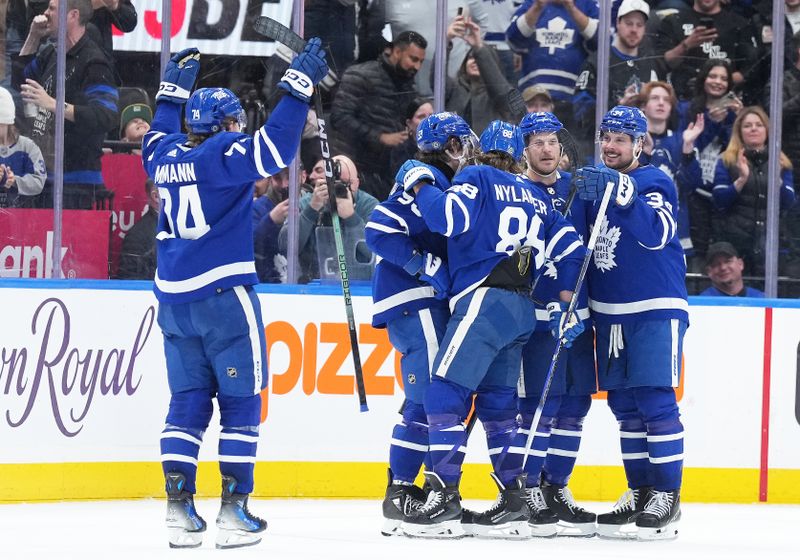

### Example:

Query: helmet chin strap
xmin=603 ymin=137 xmax=642 ymax=174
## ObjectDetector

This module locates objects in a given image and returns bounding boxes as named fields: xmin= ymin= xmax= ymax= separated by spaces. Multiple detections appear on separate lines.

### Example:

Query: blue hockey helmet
xmin=599 ymin=105 xmax=648 ymax=140
xmin=518 ymin=111 xmax=563 ymax=140
xmin=479 ymin=120 xmax=524 ymax=161
xmin=416 ymin=112 xmax=474 ymax=152
xmin=185 ymin=87 xmax=246 ymax=134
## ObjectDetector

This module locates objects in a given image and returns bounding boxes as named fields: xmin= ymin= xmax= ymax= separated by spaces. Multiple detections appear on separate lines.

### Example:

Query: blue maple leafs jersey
xmin=142 ymin=97 xmax=308 ymax=303
xmin=584 ymin=164 xmax=688 ymax=325
xmin=415 ymin=165 xmax=586 ymax=307
xmin=507 ymin=0 xmax=599 ymax=98
xmin=526 ymin=171 xmax=591 ymax=331
xmin=365 ymin=164 xmax=450 ymax=328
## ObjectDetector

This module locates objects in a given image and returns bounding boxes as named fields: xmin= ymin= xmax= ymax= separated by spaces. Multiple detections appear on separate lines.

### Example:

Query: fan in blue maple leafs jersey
xmin=365 ymin=112 xmax=471 ymax=536
xmin=142 ymin=42 xmax=328 ymax=550
xmin=399 ymin=120 xmax=586 ymax=540
xmin=514 ymin=111 xmax=598 ymax=537
xmin=573 ymin=105 xmax=687 ymax=541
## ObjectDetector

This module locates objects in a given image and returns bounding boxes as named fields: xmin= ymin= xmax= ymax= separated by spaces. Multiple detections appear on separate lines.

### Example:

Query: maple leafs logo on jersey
xmin=593 ymin=216 xmax=621 ymax=272
xmin=543 ymin=259 xmax=558 ymax=280
xmin=536 ymin=17 xmax=575 ymax=55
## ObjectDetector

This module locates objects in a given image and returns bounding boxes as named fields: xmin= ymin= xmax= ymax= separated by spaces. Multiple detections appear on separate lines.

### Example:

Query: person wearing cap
xmin=572 ymin=0 xmax=667 ymax=135
xmin=522 ymin=85 xmax=554 ymax=114
xmin=0 ymin=86 xmax=46 ymax=208
xmin=701 ymin=241 xmax=765 ymax=297
xmin=119 ymin=103 xmax=152 ymax=149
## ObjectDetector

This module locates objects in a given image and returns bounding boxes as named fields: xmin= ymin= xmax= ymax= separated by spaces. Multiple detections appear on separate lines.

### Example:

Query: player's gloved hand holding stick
xmin=546 ymin=301 xmax=585 ymax=348
xmin=573 ymin=164 xmax=638 ymax=209
xmin=277 ymin=37 xmax=328 ymax=103
xmin=156 ymin=48 xmax=201 ymax=104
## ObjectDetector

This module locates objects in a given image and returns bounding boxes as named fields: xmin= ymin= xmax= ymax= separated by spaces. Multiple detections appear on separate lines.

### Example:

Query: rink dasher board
xmin=0 ymin=281 xmax=798 ymax=503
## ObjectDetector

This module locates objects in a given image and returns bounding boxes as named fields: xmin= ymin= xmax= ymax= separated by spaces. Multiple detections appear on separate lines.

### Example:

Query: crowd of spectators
xmin=3 ymin=0 xmax=800 ymax=295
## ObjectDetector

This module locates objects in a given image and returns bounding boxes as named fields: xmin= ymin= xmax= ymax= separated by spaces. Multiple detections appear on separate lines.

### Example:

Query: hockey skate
xmin=215 ymin=475 xmax=267 ymax=549
xmin=636 ymin=489 xmax=681 ymax=541
xmin=401 ymin=471 xmax=465 ymax=539
xmin=524 ymin=485 xmax=558 ymax=537
xmin=165 ymin=472 xmax=206 ymax=549
xmin=541 ymin=481 xmax=597 ymax=537
xmin=381 ymin=469 xmax=428 ymax=536
xmin=461 ymin=473 xmax=531 ymax=540
xmin=596 ymin=486 xmax=652 ymax=539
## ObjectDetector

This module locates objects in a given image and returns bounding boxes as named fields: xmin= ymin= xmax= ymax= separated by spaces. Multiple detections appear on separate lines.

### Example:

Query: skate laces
xmin=642 ymin=491 xmax=672 ymax=518
xmin=556 ymin=486 xmax=585 ymax=514
xmin=418 ymin=489 xmax=444 ymax=514
xmin=404 ymin=491 xmax=427 ymax=514
xmin=525 ymin=487 xmax=548 ymax=512
xmin=610 ymin=489 xmax=636 ymax=513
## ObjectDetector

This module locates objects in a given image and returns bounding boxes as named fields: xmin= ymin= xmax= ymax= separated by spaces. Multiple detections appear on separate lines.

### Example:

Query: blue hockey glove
xmin=278 ymin=37 xmax=329 ymax=102
xmin=156 ymin=48 xmax=200 ymax=104
xmin=573 ymin=165 xmax=638 ymax=209
xmin=399 ymin=162 xmax=435 ymax=194
xmin=546 ymin=301 xmax=585 ymax=348
xmin=404 ymin=251 xmax=450 ymax=299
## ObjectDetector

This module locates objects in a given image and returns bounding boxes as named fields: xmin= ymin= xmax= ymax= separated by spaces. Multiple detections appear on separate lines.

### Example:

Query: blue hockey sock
xmin=427 ymin=413 xmax=466 ymax=485
xmin=389 ymin=402 xmax=429 ymax=484
xmin=646 ymin=418 xmax=684 ymax=491
xmin=218 ymin=427 xmax=259 ymax=494
xmin=543 ymin=415 xmax=585 ymax=486
xmin=619 ymin=418 xmax=653 ymax=488
xmin=484 ymin=418 xmax=523 ymax=486
xmin=161 ymin=426 xmax=204 ymax=494
xmin=518 ymin=412 xmax=552 ymax=486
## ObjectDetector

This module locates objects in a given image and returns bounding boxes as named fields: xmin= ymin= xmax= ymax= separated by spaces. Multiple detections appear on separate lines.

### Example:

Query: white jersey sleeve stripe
xmin=551 ymin=240 xmax=584 ymax=262
xmin=365 ymin=221 xmax=406 ymax=235
xmin=445 ymin=193 xmax=469 ymax=237
xmin=544 ymin=227 xmax=569 ymax=258
xmin=374 ymin=205 xmax=409 ymax=232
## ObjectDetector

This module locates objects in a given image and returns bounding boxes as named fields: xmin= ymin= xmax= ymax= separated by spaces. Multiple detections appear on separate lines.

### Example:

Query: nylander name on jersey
xmin=142 ymin=96 xmax=308 ymax=304
xmin=525 ymin=171 xmax=592 ymax=331
xmin=585 ymin=164 xmax=688 ymax=325
xmin=415 ymin=165 xmax=585 ymax=308
xmin=365 ymin=163 xmax=450 ymax=329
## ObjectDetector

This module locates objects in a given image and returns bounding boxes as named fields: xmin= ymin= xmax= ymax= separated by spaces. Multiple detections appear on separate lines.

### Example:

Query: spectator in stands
xmin=712 ymin=106 xmax=796 ymax=278
xmin=522 ymin=84 xmax=554 ymax=113
xmin=385 ymin=0 xmax=488 ymax=96
xmin=356 ymin=0 xmax=389 ymax=64
xmin=253 ymin=166 xmax=305 ymax=284
xmin=445 ymin=14 xmax=515 ymax=135
xmin=0 ymin=87 xmax=46 ymax=208
xmin=117 ymin=178 xmax=158 ymax=280
xmin=656 ymin=0 xmax=757 ymax=100
xmin=480 ymin=0 xmax=520 ymax=84
xmin=639 ymin=81 xmax=705 ymax=268
xmin=573 ymin=0 xmax=667 ymax=133
xmin=507 ymin=0 xmax=599 ymax=127
xmin=679 ymin=59 xmax=743 ymax=265
xmin=389 ymin=97 xmax=433 ymax=176
xmin=305 ymin=0 xmax=356 ymax=75
xmin=88 ymin=0 xmax=137 ymax=64
xmin=701 ymin=241 xmax=765 ymax=297
xmin=330 ymin=31 xmax=426 ymax=197
xmin=279 ymin=155 xmax=379 ymax=283
xmin=119 ymin=102 xmax=151 ymax=152
xmin=13 ymin=0 xmax=119 ymax=210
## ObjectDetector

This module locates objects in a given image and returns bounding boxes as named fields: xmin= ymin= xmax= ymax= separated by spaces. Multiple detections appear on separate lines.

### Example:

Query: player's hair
xmin=393 ymin=30 xmax=427 ymax=51
xmin=414 ymin=137 xmax=462 ymax=178
xmin=638 ymin=81 xmax=678 ymax=113
xmin=476 ymin=151 xmax=523 ymax=174
xmin=69 ymin=0 xmax=93 ymax=25
xmin=721 ymin=105 xmax=792 ymax=171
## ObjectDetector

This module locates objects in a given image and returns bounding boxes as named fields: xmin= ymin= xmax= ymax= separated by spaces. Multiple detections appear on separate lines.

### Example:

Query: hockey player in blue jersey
xmin=365 ymin=112 xmax=474 ymax=536
xmin=142 ymin=42 xmax=328 ymax=549
xmin=399 ymin=120 xmax=586 ymax=539
xmin=573 ymin=106 xmax=687 ymax=540
xmin=516 ymin=112 xmax=598 ymax=537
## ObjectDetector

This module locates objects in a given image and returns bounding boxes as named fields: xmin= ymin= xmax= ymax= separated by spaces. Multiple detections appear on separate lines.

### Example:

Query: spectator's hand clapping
xmin=618 ymin=83 xmax=639 ymax=106
xmin=379 ymin=131 xmax=408 ymax=147
xmin=735 ymin=148 xmax=750 ymax=185
xmin=682 ymin=113 xmax=705 ymax=148
xmin=269 ymin=199 xmax=290 ymax=225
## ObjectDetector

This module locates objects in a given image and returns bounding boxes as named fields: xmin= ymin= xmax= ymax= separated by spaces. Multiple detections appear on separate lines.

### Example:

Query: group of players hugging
xmin=142 ymin=30 xmax=686 ymax=548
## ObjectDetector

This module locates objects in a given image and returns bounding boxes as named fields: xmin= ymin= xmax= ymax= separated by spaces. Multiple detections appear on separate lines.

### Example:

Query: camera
xmin=332 ymin=160 xmax=351 ymax=199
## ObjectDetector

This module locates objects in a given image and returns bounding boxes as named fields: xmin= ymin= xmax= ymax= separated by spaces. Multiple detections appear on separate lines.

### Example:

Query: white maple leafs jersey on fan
xmin=583 ymin=164 xmax=689 ymax=325
xmin=414 ymin=165 xmax=586 ymax=307
xmin=525 ymin=171 xmax=592 ymax=332
xmin=142 ymin=97 xmax=309 ymax=304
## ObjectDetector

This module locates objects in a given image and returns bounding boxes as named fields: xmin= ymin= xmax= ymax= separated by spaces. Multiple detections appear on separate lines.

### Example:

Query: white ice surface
xmin=0 ymin=498 xmax=796 ymax=560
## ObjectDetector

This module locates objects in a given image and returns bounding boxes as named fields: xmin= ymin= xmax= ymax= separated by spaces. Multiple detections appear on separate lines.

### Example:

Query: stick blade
xmin=252 ymin=16 xmax=306 ymax=53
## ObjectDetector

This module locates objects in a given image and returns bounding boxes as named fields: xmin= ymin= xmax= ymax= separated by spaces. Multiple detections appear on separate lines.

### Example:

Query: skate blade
xmin=215 ymin=528 xmax=264 ymax=549
xmin=637 ymin=522 xmax=679 ymax=541
xmin=473 ymin=521 xmax=531 ymax=540
xmin=556 ymin=521 xmax=597 ymax=538
xmin=167 ymin=527 xmax=204 ymax=548
xmin=529 ymin=522 xmax=559 ymax=538
xmin=381 ymin=517 xmax=403 ymax=537
xmin=596 ymin=523 xmax=638 ymax=540
xmin=401 ymin=519 xmax=466 ymax=539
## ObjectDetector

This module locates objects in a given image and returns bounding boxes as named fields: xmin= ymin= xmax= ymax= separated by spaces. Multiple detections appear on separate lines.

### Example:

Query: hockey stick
xmin=520 ymin=177 xmax=616 ymax=470
xmin=253 ymin=16 xmax=368 ymax=412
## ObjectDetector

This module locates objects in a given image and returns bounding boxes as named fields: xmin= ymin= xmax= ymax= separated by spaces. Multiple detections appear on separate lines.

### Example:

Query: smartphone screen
xmin=699 ymin=17 xmax=715 ymax=29
xmin=457 ymin=7 xmax=463 ymax=16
